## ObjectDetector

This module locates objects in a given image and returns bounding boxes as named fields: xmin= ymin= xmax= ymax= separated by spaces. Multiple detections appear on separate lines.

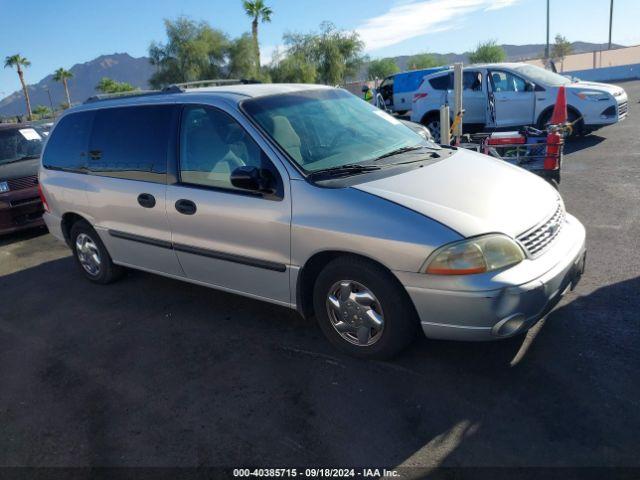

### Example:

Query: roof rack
xmin=163 ymin=78 xmax=261 ymax=92
xmin=84 ymin=89 xmax=165 ymax=104
xmin=84 ymin=78 xmax=263 ymax=103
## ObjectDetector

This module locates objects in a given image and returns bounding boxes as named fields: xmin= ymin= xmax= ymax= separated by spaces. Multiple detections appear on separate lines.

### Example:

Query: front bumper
xmin=0 ymin=186 xmax=45 ymax=235
xmin=397 ymin=213 xmax=586 ymax=341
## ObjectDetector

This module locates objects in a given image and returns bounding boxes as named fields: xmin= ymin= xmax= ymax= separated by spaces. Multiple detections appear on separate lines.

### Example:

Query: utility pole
xmin=608 ymin=0 xmax=614 ymax=50
xmin=45 ymin=87 xmax=55 ymax=116
xmin=545 ymin=0 xmax=550 ymax=59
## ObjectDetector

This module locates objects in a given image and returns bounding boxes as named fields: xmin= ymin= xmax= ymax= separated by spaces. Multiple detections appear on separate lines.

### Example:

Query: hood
xmin=567 ymin=81 xmax=625 ymax=97
xmin=353 ymin=148 xmax=559 ymax=238
xmin=0 ymin=158 xmax=40 ymax=182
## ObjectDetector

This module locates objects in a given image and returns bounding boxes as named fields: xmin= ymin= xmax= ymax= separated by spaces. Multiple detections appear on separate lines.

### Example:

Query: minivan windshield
xmin=513 ymin=64 xmax=572 ymax=87
xmin=0 ymin=126 xmax=45 ymax=165
xmin=243 ymin=89 xmax=435 ymax=173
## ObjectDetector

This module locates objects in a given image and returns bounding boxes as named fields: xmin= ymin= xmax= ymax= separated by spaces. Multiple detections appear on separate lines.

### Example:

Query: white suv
xmin=410 ymin=63 xmax=628 ymax=141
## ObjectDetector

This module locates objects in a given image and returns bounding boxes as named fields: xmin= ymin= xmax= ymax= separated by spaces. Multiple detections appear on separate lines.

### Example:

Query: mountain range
xmin=0 ymin=53 xmax=154 ymax=117
xmin=362 ymin=41 xmax=624 ymax=76
xmin=0 ymin=42 xmax=623 ymax=117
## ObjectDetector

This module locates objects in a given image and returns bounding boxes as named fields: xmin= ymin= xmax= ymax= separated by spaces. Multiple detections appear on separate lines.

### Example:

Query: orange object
xmin=550 ymin=86 xmax=567 ymax=125
xmin=544 ymin=132 xmax=562 ymax=170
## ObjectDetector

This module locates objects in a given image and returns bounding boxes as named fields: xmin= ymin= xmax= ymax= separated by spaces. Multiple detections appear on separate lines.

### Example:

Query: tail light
xmin=37 ymin=181 xmax=50 ymax=212
xmin=413 ymin=93 xmax=428 ymax=102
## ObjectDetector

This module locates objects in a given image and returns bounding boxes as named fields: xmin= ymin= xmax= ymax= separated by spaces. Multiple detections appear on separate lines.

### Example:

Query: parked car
xmin=0 ymin=123 xmax=46 ymax=235
xmin=40 ymin=84 xmax=586 ymax=358
xmin=378 ymin=67 xmax=448 ymax=114
xmin=411 ymin=63 xmax=628 ymax=142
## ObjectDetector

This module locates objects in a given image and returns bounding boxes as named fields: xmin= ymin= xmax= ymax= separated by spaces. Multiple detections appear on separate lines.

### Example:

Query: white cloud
xmin=356 ymin=0 xmax=520 ymax=52
xmin=484 ymin=0 xmax=519 ymax=10
xmin=260 ymin=44 xmax=284 ymax=66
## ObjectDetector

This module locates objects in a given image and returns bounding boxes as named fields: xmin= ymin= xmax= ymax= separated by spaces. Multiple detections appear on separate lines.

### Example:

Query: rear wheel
xmin=70 ymin=221 xmax=123 ymax=284
xmin=422 ymin=114 xmax=441 ymax=143
xmin=313 ymin=257 xmax=418 ymax=359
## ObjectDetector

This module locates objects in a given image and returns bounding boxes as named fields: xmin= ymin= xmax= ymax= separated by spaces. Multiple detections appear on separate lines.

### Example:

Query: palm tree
xmin=4 ymin=54 xmax=33 ymax=121
xmin=53 ymin=67 xmax=73 ymax=107
xmin=242 ymin=0 xmax=273 ymax=69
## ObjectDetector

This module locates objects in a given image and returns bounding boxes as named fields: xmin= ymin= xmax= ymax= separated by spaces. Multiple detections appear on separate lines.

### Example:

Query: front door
xmin=462 ymin=70 xmax=487 ymax=125
xmin=488 ymin=70 xmax=535 ymax=127
xmin=166 ymin=104 xmax=292 ymax=305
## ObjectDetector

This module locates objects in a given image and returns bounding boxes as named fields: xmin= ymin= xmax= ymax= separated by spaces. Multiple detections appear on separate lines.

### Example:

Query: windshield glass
xmin=513 ymin=64 xmax=572 ymax=87
xmin=242 ymin=89 xmax=433 ymax=172
xmin=0 ymin=127 xmax=45 ymax=165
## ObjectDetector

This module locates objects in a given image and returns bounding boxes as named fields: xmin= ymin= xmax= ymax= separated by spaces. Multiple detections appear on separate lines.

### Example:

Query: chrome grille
xmin=618 ymin=102 xmax=628 ymax=118
xmin=7 ymin=175 xmax=38 ymax=191
xmin=517 ymin=201 xmax=566 ymax=257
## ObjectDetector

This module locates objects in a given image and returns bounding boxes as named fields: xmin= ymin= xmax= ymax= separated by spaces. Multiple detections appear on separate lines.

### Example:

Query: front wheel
xmin=313 ymin=257 xmax=418 ymax=359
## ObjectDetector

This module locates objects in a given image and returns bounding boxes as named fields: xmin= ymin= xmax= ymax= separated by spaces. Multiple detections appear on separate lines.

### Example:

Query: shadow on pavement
xmin=564 ymin=135 xmax=606 ymax=155
xmin=0 ymin=256 xmax=638 ymax=468
xmin=0 ymin=226 xmax=48 ymax=247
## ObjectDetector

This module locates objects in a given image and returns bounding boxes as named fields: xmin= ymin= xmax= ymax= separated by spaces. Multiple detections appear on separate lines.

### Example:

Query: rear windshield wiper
xmin=308 ymin=163 xmax=381 ymax=179
xmin=372 ymin=145 xmax=425 ymax=161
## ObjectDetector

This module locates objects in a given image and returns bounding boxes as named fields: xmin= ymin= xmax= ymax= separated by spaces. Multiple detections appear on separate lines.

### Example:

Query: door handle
xmin=88 ymin=150 xmax=102 ymax=160
xmin=137 ymin=193 xmax=156 ymax=208
xmin=175 ymin=199 xmax=197 ymax=215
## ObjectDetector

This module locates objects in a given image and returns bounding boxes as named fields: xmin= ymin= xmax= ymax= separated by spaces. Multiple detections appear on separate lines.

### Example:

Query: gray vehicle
xmin=39 ymin=83 xmax=586 ymax=358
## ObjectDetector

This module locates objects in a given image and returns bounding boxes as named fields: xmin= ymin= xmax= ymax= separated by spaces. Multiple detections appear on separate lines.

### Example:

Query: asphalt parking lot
xmin=1 ymin=81 xmax=639 ymax=471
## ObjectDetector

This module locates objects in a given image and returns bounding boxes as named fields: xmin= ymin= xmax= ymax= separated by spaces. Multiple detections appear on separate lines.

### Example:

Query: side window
xmin=87 ymin=105 xmax=174 ymax=183
xmin=429 ymin=73 xmax=453 ymax=90
xmin=42 ymin=111 xmax=93 ymax=171
xmin=490 ymin=71 xmax=528 ymax=92
xmin=463 ymin=71 xmax=483 ymax=91
xmin=179 ymin=105 xmax=276 ymax=192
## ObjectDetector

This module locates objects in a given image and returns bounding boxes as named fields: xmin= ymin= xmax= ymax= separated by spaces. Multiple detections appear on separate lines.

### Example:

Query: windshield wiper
xmin=308 ymin=164 xmax=381 ymax=179
xmin=372 ymin=145 xmax=425 ymax=161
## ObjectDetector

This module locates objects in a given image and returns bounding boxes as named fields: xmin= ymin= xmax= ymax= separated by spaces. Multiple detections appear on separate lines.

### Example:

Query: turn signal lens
xmin=425 ymin=234 xmax=525 ymax=275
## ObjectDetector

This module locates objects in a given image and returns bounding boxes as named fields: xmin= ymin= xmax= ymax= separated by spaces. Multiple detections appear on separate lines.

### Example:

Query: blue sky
xmin=1 ymin=0 xmax=638 ymax=96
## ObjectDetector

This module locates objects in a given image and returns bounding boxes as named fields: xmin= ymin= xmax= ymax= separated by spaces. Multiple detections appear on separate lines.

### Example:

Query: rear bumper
xmin=397 ymin=214 xmax=586 ymax=341
xmin=0 ymin=186 xmax=45 ymax=235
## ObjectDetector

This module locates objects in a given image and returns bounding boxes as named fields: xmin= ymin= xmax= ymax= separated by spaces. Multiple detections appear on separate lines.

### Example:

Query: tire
xmin=422 ymin=114 xmax=441 ymax=143
xmin=312 ymin=256 xmax=418 ymax=359
xmin=69 ymin=220 xmax=123 ymax=284
xmin=538 ymin=109 xmax=583 ymax=137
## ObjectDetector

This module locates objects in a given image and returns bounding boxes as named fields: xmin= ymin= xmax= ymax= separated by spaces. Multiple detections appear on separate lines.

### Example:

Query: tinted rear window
xmin=87 ymin=105 xmax=174 ymax=183
xmin=42 ymin=112 xmax=94 ymax=171
xmin=429 ymin=73 xmax=453 ymax=90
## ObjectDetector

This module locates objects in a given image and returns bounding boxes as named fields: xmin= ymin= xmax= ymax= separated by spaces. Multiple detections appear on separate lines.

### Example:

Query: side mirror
xmin=361 ymin=85 xmax=369 ymax=93
xmin=230 ymin=166 xmax=276 ymax=194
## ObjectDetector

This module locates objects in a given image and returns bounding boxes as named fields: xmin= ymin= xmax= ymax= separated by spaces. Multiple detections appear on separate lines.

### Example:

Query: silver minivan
xmin=39 ymin=83 xmax=586 ymax=358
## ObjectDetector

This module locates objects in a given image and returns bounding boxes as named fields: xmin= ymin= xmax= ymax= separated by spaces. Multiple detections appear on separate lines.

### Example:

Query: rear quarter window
xmin=42 ymin=111 xmax=94 ymax=171
xmin=429 ymin=73 xmax=453 ymax=91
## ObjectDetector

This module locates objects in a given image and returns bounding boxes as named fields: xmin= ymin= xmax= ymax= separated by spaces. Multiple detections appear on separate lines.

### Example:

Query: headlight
xmin=575 ymin=91 xmax=609 ymax=102
xmin=425 ymin=234 xmax=525 ymax=275
xmin=0 ymin=181 xmax=9 ymax=193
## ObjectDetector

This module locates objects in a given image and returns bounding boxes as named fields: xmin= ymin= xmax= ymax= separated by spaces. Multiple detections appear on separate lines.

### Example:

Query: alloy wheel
xmin=326 ymin=280 xmax=385 ymax=346
xmin=427 ymin=119 xmax=441 ymax=143
xmin=75 ymin=233 xmax=101 ymax=276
